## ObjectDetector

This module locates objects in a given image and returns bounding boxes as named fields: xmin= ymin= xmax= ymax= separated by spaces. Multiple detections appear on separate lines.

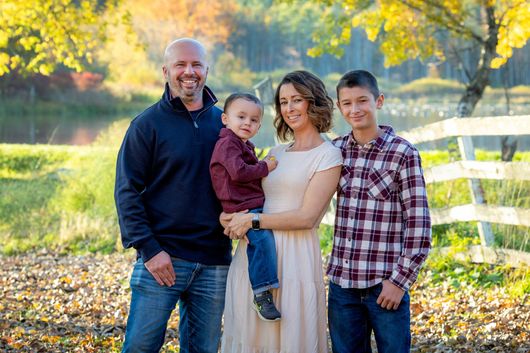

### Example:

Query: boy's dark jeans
xmin=246 ymin=208 xmax=279 ymax=294
xmin=328 ymin=281 xmax=411 ymax=353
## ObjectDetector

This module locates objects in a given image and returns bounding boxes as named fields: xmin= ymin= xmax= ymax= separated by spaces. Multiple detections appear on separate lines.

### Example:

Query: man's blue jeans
xmin=121 ymin=257 xmax=229 ymax=353
xmin=328 ymin=281 xmax=411 ymax=353
xmin=246 ymin=208 xmax=279 ymax=294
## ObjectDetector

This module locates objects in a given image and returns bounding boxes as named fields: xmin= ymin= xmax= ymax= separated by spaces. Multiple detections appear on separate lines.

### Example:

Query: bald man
xmin=115 ymin=38 xmax=231 ymax=353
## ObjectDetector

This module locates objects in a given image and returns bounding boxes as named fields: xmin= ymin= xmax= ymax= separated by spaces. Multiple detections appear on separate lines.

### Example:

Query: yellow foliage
xmin=493 ymin=0 xmax=530 ymax=68
xmin=310 ymin=0 xmax=529 ymax=72
xmin=0 ymin=0 xmax=107 ymax=76
xmin=94 ymin=2 xmax=158 ymax=86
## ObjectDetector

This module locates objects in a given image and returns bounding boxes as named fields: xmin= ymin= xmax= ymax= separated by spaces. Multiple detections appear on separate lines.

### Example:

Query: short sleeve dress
xmin=221 ymin=141 xmax=343 ymax=353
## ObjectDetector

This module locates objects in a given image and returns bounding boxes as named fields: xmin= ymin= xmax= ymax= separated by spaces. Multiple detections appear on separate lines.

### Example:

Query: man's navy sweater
xmin=115 ymin=84 xmax=231 ymax=265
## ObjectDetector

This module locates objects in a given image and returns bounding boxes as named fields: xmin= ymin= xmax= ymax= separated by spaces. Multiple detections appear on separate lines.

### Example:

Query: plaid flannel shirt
xmin=327 ymin=125 xmax=431 ymax=291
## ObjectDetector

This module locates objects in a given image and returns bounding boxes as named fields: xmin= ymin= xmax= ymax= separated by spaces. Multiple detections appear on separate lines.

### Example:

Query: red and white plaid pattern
xmin=327 ymin=125 xmax=431 ymax=291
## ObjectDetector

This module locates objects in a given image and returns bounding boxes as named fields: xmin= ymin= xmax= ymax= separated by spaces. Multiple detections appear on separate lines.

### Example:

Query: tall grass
xmin=0 ymin=143 xmax=121 ymax=254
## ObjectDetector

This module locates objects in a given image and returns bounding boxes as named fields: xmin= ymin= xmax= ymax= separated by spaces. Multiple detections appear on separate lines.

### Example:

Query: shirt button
xmin=348 ymin=238 xmax=352 ymax=241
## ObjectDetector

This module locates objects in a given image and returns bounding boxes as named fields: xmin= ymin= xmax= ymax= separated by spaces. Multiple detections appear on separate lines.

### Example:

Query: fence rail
xmin=430 ymin=204 xmax=530 ymax=227
xmin=400 ymin=115 xmax=530 ymax=144
xmin=424 ymin=161 xmax=530 ymax=183
xmin=323 ymin=115 xmax=530 ymax=265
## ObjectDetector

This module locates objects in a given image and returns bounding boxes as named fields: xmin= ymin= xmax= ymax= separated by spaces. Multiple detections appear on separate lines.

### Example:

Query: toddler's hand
xmin=265 ymin=156 xmax=278 ymax=172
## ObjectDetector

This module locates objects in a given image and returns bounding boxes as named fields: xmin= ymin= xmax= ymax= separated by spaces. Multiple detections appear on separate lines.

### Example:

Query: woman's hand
xmin=220 ymin=212 xmax=234 ymax=228
xmin=224 ymin=212 xmax=253 ymax=239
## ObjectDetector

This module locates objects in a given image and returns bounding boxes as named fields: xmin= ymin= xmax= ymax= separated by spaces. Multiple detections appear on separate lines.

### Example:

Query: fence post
xmin=253 ymin=77 xmax=278 ymax=145
xmin=457 ymin=135 xmax=495 ymax=246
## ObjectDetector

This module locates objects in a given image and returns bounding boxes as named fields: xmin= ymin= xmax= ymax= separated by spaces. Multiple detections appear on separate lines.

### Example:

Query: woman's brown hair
xmin=273 ymin=70 xmax=334 ymax=142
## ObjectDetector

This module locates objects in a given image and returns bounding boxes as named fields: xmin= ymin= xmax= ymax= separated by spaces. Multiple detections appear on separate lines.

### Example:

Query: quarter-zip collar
xmin=160 ymin=82 xmax=218 ymax=114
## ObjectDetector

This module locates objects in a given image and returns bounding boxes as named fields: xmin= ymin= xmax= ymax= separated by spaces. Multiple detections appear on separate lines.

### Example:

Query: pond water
xmin=1 ymin=102 xmax=529 ymax=151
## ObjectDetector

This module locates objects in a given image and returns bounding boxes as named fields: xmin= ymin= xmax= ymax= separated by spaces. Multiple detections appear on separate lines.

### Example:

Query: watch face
xmin=252 ymin=214 xmax=260 ymax=229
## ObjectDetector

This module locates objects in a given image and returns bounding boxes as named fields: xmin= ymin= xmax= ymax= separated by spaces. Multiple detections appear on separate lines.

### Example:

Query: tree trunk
xmin=501 ymin=65 xmax=518 ymax=162
xmin=501 ymin=136 xmax=517 ymax=161
xmin=454 ymin=6 xmax=499 ymax=247
xmin=456 ymin=9 xmax=497 ymax=117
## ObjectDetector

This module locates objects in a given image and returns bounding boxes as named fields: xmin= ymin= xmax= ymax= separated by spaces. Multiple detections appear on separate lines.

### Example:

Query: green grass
xmin=1 ymin=136 xmax=529 ymax=256
xmin=420 ymin=250 xmax=530 ymax=296
xmin=0 ymin=143 xmax=120 ymax=255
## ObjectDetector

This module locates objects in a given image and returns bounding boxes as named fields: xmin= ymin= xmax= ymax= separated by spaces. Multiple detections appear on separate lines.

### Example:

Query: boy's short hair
xmin=273 ymin=70 xmax=334 ymax=142
xmin=336 ymin=70 xmax=380 ymax=100
xmin=223 ymin=92 xmax=264 ymax=117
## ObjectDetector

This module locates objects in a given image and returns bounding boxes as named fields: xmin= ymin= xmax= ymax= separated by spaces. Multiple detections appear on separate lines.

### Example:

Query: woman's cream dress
xmin=221 ymin=142 xmax=342 ymax=353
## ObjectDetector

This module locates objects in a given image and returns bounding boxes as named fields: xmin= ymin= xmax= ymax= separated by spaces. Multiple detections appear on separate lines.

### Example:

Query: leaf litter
xmin=0 ymin=251 xmax=528 ymax=352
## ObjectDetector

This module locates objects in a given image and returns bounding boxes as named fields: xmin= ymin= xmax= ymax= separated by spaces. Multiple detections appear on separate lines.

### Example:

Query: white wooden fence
xmin=323 ymin=115 xmax=530 ymax=266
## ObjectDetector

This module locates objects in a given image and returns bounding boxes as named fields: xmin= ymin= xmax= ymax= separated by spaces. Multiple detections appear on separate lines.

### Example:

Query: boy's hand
xmin=265 ymin=155 xmax=278 ymax=172
xmin=376 ymin=280 xmax=405 ymax=310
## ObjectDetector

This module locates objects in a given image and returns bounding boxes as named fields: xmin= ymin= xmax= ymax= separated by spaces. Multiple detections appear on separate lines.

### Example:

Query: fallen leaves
xmin=0 ymin=251 xmax=182 ymax=352
xmin=0 ymin=251 xmax=528 ymax=352
xmin=410 ymin=276 xmax=529 ymax=353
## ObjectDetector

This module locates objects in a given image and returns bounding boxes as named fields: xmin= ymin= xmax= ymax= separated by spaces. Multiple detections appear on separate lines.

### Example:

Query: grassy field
xmin=1 ymin=136 xmax=529 ymax=256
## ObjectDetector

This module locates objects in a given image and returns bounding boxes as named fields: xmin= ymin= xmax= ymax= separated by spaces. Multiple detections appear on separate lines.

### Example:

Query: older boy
xmin=328 ymin=70 xmax=431 ymax=353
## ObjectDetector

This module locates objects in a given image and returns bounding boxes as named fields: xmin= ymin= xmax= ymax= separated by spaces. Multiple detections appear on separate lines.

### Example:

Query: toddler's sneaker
xmin=253 ymin=290 xmax=281 ymax=321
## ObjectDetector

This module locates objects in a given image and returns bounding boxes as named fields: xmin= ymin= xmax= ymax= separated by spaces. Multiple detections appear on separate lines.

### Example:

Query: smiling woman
xmin=221 ymin=70 xmax=342 ymax=353
xmin=273 ymin=71 xmax=334 ymax=144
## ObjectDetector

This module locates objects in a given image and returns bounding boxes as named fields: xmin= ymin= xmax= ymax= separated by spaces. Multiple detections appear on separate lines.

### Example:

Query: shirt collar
xmin=219 ymin=128 xmax=255 ymax=149
xmin=162 ymin=83 xmax=218 ymax=113
xmin=346 ymin=125 xmax=395 ymax=152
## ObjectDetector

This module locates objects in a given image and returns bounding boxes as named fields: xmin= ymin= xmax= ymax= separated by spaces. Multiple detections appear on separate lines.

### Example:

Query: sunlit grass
xmin=1 ymin=132 xmax=529 ymax=255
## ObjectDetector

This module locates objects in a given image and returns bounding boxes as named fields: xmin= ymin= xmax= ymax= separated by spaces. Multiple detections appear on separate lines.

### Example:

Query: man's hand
xmin=376 ymin=280 xmax=405 ymax=310
xmin=144 ymin=251 xmax=176 ymax=286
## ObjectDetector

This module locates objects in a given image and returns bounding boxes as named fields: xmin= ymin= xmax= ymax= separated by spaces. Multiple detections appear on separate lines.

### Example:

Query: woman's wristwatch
xmin=251 ymin=213 xmax=261 ymax=230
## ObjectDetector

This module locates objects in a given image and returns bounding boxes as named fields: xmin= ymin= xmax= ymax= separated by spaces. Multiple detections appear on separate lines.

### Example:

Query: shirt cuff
xmin=258 ymin=161 xmax=269 ymax=177
xmin=389 ymin=267 xmax=416 ymax=291
xmin=137 ymin=237 xmax=163 ymax=262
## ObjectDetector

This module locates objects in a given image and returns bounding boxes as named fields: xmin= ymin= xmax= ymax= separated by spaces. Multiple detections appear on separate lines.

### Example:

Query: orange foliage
xmin=128 ymin=0 xmax=237 ymax=49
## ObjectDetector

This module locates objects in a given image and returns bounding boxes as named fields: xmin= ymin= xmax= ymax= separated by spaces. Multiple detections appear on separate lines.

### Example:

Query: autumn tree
xmin=94 ymin=2 xmax=157 ymax=88
xmin=308 ymin=0 xmax=529 ymax=119
xmin=127 ymin=0 xmax=238 ymax=64
xmin=0 ymin=0 xmax=118 ymax=77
